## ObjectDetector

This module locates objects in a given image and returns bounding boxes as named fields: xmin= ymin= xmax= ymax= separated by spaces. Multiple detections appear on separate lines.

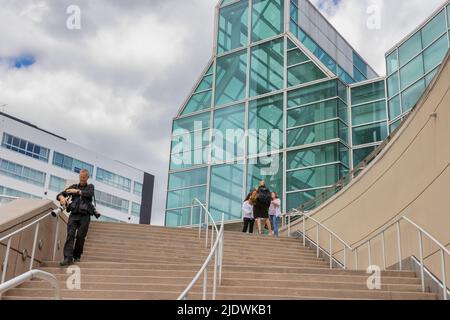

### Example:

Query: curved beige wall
xmin=283 ymin=54 xmax=450 ymax=287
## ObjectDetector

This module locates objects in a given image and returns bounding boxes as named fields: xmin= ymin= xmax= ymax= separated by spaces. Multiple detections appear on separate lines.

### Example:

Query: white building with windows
xmin=0 ymin=111 xmax=154 ymax=224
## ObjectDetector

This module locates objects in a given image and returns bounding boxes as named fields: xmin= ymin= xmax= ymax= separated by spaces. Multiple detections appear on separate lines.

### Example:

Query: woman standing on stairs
xmin=253 ymin=180 xmax=273 ymax=235
xmin=269 ymin=192 xmax=281 ymax=237
xmin=242 ymin=190 xmax=256 ymax=234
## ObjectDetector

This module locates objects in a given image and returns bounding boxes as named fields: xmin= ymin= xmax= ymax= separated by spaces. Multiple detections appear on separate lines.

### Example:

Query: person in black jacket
xmin=57 ymin=169 xmax=95 ymax=266
xmin=253 ymin=180 xmax=273 ymax=235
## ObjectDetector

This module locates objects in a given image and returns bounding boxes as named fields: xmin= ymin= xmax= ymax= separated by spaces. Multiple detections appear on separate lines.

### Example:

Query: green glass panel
xmin=388 ymin=95 xmax=402 ymax=121
xmin=209 ymin=163 xmax=244 ymax=222
xmin=287 ymin=120 xmax=339 ymax=148
xmin=212 ymin=104 xmax=245 ymax=161
xmin=169 ymin=147 xmax=209 ymax=171
xmin=351 ymin=80 xmax=385 ymax=105
xmin=167 ymin=186 xmax=207 ymax=210
xmin=338 ymin=80 xmax=348 ymax=104
xmin=353 ymin=146 xmax=377 ymax=167
xmin=248 ymin=94 xmax=284 ymax=155
xmin=421 ymin=10 xmax=446 ymax=48
xmin=339 ymin=121 xmax=349 ymax=145
xmin=423 ymin=34 xmax=448 ymax=73
xmin=390 ymin=119 xmax=402 ymax=133
xmin=338 ymin=99 xmax=348 ymax=124
xmin=165 ymin=206 xmax=203 ymax=227
xmin=287 ymin=98 xmax=338 ymax=128
xmin=287 ymin=48 xmax=309 ymax=66
xmin=387 ymin=72 xmax=400 ymax=98
xmin=287 ymin=143 xmax=341 ymax=170
xmin=287 ymin=62 xmax=326 ymax=87
xmin=287 ymin=163 xmax=342 ymax=192
xmin=252 ymin=0 xmax=284 ymax=42
xmin=386 ymin=50 xmax=399 ymax=75
xmin=400 ymin=54 xmax=424 ymax=90
xmin=352 ymin=122 xmax=388 ymax=146
xmin=402 ymin=78 xmax=426 ymax=112
xmin=286 ymin=188 xmax=327 ymax=211
xmin=182 ymin=91 xmax=212 ymax=115
xmin=173 ymin=112 xmax=210 ymax=132
xmin=217 ymin=0 xmax=249 ymax=54
xmin=352 ymin=100 xmax=387 ymax=126
xmin=250 ymin=38 xmax=284 ymax=96
xmin=215 ymin=50 xmax=247 ymax=106
xmin=287 ymin=80 xmax=337 ymax=108
xmin=399 ymin=32 xmax=422 ymax=66
xmin=247 ymin=154 xmax=283 ymax=196
xmin=195 ymin=75 xmax=213 ymax=93
xmin=168 ymin=167 xmax=208 ymax=190
xmin=287 ymin=39 xmax=296 ymax=50
xmin=425 ymin=67 xmax=439 ymax=86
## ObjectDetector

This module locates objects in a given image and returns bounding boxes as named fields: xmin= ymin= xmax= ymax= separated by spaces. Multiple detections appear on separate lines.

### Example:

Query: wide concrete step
xmin=82 ymin=247 xmax=325 ymax=264
xmin=81 ymin=255 xmax=329 ymax=268
xmin=19 ymin=278 xmax=424 ymax=294
xmin=31 ymin=272 xmax=421 ymax=286
xmin=41 ymin=261 xmax=203 ymax=271
xmin=5 ymin=286 xmax=436 ymax=300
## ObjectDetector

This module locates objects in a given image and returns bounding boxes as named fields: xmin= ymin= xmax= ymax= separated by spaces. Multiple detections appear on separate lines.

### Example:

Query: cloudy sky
xmin=0 ymin=0 xmax=446 ymax=225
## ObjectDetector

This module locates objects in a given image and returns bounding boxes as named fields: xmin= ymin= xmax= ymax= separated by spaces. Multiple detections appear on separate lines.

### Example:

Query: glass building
xmin=165 ymin=0 xmax=450 ymax=227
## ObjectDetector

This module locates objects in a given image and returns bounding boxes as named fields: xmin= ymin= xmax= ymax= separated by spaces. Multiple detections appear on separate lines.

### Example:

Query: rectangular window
xmin=2 ymin=133 xmax=49 ymax=162
xmin=287 ymin=80 xmax=338 ymax=108
xmin=386 ymin=50 xmax=399 ymax=75
xmin=212 ymin=103 xmax=245 ymax=161
xmin=95 ymin=189 xmax=129 ymax=213
xmin=131 ymin=202 xmax=141 ymax=217
xmin=387 ymin=72 xmax=400 ymax=98
xmin=287 ymin=163 xmax=343 ymax=192
xmin=398 ymin=31 xmax=422 ymax=66
xmin=353 ymin=146 xmax=377 ymax=167
xmin=250 ymin=38 xmax=284 ymax=96
xmin=287 ymin=142 xmax=344 ymax=170
xmin=351 ymin=81 xmax=385 ymax=105
xmin=287 ymin=61 xmax=326 ymax=87
xmin=252 ymin=0 xmax=284 ymax=42
xmin=248 ymin=94 xmax=284 ymax=155
xmin=133 ymin=181 xmax=143 ymax=197
xmin=288 ymin=98 xmax=339 ymax=128
xmin=287 ymin=187 xmax=327 ymax=211
xmin=170 ymin=112 xmax=211 ymax=170
xmin=96 ymin=168 xmax=131 ymax=192
xmin=0 ymin=158 xmax=46 ymax=187
xmin=167 ymin=167 xmax=207 ymax=210
xmin=247 ymin=153 xmax=283 ymax=197
xmin=388 ymin=95 xmax=402 ymax=121
xmin=0 ymin=185 xmax=40 ymax=200
xmin=52 ymin=152 xmax=94 ymax=175
xmin=400 ymin=54 xmax=424 ymax=90
xmin=402 ymin=79 xmax=426 ymax=112
xmin=217 ymin=0 xmax=249 ymax=54
xmin=352 ymin=122 xmax=388 ymax=146
xmin=49 ymin=175 xmax=66 ymax=192
xmin=423 ymin=34 xmax=448 ymax=74
xmin=352 ymin=100 xmax=387 ymax=126
xmin=287 ymin=120 xmax=340 ymax=148
xmin=421 ymin=10 xmax=446 ymax=49
xmin=215 ymin=50 xmax=247 ymax=106
xmin=209 ymin=163 xmax=244 ymax=222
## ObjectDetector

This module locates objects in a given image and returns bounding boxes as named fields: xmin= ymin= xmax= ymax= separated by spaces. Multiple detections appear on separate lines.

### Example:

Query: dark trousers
xmin=242 ymin=218 xmax=255 ymax=234
xmin=64 ymin=214 xmax=91 ymax=261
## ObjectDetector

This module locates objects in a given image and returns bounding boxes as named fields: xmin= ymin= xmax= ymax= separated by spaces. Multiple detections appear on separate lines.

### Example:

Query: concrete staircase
xmin=3 ymin=221 xmax=437 ymax=300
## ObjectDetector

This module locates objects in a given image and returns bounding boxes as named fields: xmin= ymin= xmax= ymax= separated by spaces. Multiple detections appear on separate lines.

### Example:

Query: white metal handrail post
xmin=29 ymin=223 xmax=40 ymax=271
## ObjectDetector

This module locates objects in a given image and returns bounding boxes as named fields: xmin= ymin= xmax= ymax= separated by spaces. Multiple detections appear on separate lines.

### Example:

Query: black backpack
xmin=257 ymin=187 xmax=272 ymax=207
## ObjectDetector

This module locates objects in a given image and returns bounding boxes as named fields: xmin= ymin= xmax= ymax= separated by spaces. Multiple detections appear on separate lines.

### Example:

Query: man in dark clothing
xmin=57 ymin=169 xmax=95 ymax=266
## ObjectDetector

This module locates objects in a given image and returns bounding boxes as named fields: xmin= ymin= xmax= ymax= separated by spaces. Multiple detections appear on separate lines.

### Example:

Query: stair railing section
xmin=286 ymin=209 xmax=352 ymax=269
xmin=282 ymin=210 xmax=449 ymax=300
xmin=0 ymin=269 xmax=60 ymax=300
xmin=177 ymin=198 xmax=225 ymax=300
xmin=0 ymin=206 xmax=65 ymax=300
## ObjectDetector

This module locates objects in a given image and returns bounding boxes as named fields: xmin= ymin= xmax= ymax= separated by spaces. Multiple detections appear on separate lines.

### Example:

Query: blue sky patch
xmin=8 ymin=55 xmax=36 ymax=69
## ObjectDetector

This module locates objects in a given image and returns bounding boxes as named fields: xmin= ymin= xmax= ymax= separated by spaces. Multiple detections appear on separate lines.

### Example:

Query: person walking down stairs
xmin=253 ymin=180 xmax=273 ymax=235
xmin=269 ymin=192 xmax=281 ymax=237
xmin=242 ymin=190 xmax=256 ymax=234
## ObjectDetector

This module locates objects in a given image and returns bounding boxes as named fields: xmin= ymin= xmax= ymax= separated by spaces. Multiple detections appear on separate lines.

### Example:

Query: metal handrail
xmin=177 ymin=198 xmax=225 ymax=300
xmin=0 ymin=269 xmax=60 ymax=300
xmin=281 ymin=209 xmax=449 ymax=300
xmin=0 ymin=206 xmax=64 ymax=299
